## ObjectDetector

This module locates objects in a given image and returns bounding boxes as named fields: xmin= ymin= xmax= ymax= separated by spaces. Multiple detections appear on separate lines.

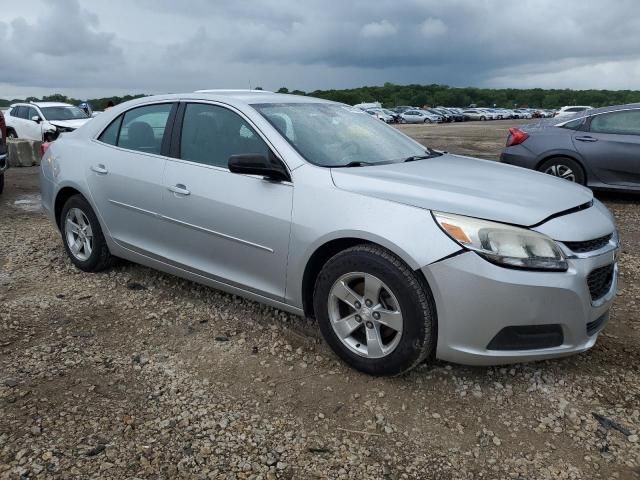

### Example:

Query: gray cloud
xmin=2 ymin=0 xmax=640 ymax=99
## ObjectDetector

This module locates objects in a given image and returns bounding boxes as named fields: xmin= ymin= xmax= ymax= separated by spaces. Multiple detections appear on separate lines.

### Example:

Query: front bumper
xmin=423 ymin=247 xmax=617 ymax=366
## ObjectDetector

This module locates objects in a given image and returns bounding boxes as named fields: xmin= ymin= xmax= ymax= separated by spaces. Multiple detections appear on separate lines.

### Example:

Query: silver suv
xmin=39 ymin=91 xmax=619 ymax=375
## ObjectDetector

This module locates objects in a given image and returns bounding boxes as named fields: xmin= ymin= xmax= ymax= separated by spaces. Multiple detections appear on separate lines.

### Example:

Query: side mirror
xmin=31 ymin=115 xmax=41 ymax=123
xmin=228 ymin=154 xmax=290 ymax=182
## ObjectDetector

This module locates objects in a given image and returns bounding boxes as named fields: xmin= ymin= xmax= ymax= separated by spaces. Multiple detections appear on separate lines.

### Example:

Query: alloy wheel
xmin=328 ymin=272 xmax=403 ymax=359
xmin=65 ymin=207 xmax=94 ymax=261
xmin=544 ymin=164 xmax=576 ymax=182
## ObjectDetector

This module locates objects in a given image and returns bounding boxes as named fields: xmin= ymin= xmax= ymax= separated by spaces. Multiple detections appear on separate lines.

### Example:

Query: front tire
xmin=538 ymin=157 xmax=585 ymax=185
xmin=60 ymin=195 xmax=113 ymax=272
xmin=7 ymin=129 xmax=17 ymax=139
xmin=423 ymin=118 xmax=432 ymax=124
xmin=313 ymin=244 xmax=436 ymax=376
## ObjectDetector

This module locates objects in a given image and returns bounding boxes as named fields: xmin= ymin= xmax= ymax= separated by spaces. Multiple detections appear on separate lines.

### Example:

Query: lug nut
xmin=372 ymin=312 xmax=380 ymax=320
xmin=354 ymin=301 xmax=361 ymax=309
xmin=355 ymin=315 xmax=362 ymax=323
xmin=365 ymin=299 xmax=373 ymax=307
xmin=365 ymin=321 xmax=374 ymax=329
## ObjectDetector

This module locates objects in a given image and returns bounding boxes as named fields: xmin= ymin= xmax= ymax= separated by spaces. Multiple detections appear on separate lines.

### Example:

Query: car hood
xmin=330 ymin=154 xmax=593 ymax=227
xmin=48 ymin=118 xmax=91 ymax=129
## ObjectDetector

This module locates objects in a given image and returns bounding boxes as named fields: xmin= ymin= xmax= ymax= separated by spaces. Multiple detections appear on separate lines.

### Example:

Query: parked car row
xmin=358 ymin=105 xmax=558 ymax=123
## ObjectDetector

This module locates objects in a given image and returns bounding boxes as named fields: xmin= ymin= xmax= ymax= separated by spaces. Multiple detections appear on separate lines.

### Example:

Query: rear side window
xmin=117 ymin=104 xmax=173 ymax=154
xmin=13 ymin=106 xmax=26 ymax=118
xmin=179 ymin=103 xmax=269 ymax=168
xmin=559 ymin=118 xmax=585 ymax=130
xmin=590 ymin=110 xmax=640 ymax=136
xmin=98 ymin=115 xmax=123 ymax=145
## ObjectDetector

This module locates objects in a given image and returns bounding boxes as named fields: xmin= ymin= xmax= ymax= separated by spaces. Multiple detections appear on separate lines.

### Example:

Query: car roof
xmin=10 ymin=102 xmax=74 ymax=108
xmin=127 ymin=90 xmax=338 ymax=107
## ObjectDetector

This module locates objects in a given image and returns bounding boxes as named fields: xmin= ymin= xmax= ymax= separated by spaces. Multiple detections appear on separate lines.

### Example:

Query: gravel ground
xmin=1 ymin=121 xmax=639 ymax=479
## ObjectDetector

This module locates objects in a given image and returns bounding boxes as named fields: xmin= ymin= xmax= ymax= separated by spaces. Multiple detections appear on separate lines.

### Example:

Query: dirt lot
xmin=1 ymin=120 xmax=639 ymax=479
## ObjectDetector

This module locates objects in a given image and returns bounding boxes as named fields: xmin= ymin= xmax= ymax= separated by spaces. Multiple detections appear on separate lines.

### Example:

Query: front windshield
xmin=40 ymin=106 xmax=89 ymax=121
xmin=253 ymin=103 xmax=426 ymax=167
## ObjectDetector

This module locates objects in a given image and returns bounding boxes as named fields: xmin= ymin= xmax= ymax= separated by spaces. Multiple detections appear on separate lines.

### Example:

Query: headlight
xmin=433 ymin=212 xmax=567 ymax=271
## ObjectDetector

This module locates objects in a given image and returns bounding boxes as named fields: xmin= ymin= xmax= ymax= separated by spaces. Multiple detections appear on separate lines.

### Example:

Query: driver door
xmin=161 ymin=102 xmax=293 ymax=301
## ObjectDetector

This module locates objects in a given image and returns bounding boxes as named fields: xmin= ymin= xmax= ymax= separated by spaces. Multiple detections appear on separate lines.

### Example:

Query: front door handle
xmin=168 ymin=184 xmax=191 ymax=196
xmin=91 ymin=164 xmax=108 ymax=174
xmin=575 ymin=136 xmax=598 ymax=142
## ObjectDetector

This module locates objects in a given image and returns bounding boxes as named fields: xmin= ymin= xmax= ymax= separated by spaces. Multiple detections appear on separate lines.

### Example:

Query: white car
xmin=462 ymin=109 xmax=490 ymax=121
xmin=365 ymin=108 xmax=394 ymax=123
xmin=554 ymin=105 xmax=594 ymax=119
xmin=400 ymin=109 xmax=441 ymax=124
xmin=5 ymin=102 xmax=92 ymax=142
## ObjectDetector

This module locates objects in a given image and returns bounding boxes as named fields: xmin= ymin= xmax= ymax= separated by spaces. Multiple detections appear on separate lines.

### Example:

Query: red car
xmin=0 ymin=110 xmax=7 ymax=193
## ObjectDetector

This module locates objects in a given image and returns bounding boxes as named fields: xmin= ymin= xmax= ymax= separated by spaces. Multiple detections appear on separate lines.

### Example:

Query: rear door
xmin=160 ymin=102 xmax=293 ymax=300
xmin=86 ymin=102 xmax=177 ymax=256
xmin=572 ymin=109 xmax=640 ymax=186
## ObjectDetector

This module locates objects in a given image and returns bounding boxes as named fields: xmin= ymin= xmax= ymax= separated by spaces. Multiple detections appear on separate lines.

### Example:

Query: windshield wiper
xmin=334 ymin=161 xmax=376 ymax=168
xmin=403 ymin=149 xmax=443 ymax=163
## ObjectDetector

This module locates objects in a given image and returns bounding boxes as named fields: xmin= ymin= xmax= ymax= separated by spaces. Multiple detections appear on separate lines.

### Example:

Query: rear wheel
xmin=538 ymin=157 xmax=585 ymax=185
xmin=7 ymin=129 xmax=17 ymax=139
xmin=313 ymin=244 xmax=436 ymax=376
xmin=60 ymin=195 xmax=113 ymax=272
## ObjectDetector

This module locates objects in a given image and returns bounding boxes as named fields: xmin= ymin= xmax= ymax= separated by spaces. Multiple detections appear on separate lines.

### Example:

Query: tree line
xmin=3 ymin=83 xmax=640 ymax=110
xmin=277 ymin=83 xmax=640 ymax=108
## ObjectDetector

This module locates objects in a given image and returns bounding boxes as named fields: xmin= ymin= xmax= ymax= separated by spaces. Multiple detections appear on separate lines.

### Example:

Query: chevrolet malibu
xmin=40 ymin=91 xmax=619 ymax=376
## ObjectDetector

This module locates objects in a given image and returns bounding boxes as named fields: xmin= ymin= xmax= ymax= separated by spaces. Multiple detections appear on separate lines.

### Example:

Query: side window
xmin=560 ymin=118 xmax=585 ymax=130
xmin=98 ymin=115 xmax=123 ymax=146
xmin=117 ymin=103 xmax=173 ymax=154
xmin=14 ymin=106 xmax=26 ymax=119
xmin=180 ymin=103 xmax=269 ymax=168
xmin=26 ymin=107 xmax=37 ymax=121
xmin=590 ymin=110 xmax=640 ymax=136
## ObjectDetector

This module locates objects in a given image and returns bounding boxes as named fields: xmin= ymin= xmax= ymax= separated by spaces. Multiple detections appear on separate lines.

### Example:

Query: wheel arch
xmin=300 ymin=236 xmax=425 ymax=319
xmin=54 ymin=186 xmax=85 ymax=229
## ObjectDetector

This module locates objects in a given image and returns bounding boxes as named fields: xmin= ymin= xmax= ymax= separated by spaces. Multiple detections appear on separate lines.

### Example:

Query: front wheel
xmin=423 ymin=118 xmax=432 ymax=124
xmin=538 ymin=157 xmax=585 ymax=185
xmin=7 ymin=130 xmax=17 ymax=139
xmin=313 ymin=244 xmax=436 ymax=376
xmin=60 ymin=195 xmax=113 ymax=272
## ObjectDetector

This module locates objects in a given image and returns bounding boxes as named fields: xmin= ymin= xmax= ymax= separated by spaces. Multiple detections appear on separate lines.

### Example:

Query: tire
xmin=538 ymin=157 xmax=586 ymax=185
xmin=313 ymin=244 xmax=436 ymax=376
xmin=480 ymin=116 xmax=486 ymax=121
xmin=0 ymin=174 xmax=4 ymax=194
xmin=60 ymin=195 xmax=113 ymax=272
xmin=7 ymin=129 xmax=17 ymax=139
xmin=423 ymin=118 xmax=432 ymax=124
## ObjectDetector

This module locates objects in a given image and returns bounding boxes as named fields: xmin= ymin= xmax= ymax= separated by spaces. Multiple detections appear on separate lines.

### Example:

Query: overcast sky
xmin=2 ymin=0 xmax=640 ymax=99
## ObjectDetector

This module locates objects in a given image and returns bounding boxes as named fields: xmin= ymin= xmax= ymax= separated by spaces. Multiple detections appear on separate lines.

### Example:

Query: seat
xmin=125 ymin=121 xmax=156 ymax=152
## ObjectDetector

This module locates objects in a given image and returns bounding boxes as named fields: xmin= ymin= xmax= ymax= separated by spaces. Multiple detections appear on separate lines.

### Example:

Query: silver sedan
xmin=40 ymin=91 xmax=619 ymax=375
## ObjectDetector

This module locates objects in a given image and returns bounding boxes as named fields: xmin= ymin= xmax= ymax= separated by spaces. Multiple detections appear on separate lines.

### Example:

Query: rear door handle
xmin=91 ymin=164 xmax=108 ymax=174
xmin=168 ymin=184 xmax=191 ymax=196
xmin=575 ymin=136 xmax=598 ymax=142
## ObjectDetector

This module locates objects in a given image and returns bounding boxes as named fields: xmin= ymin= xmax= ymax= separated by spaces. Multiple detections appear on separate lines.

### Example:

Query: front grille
xmin=587 ymin=264 xmax=614 ymax=301
xmin=564 ymin=234 xmax=612 ymax=253
xmin=586 ymin=313 xmax=608 ymax=336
